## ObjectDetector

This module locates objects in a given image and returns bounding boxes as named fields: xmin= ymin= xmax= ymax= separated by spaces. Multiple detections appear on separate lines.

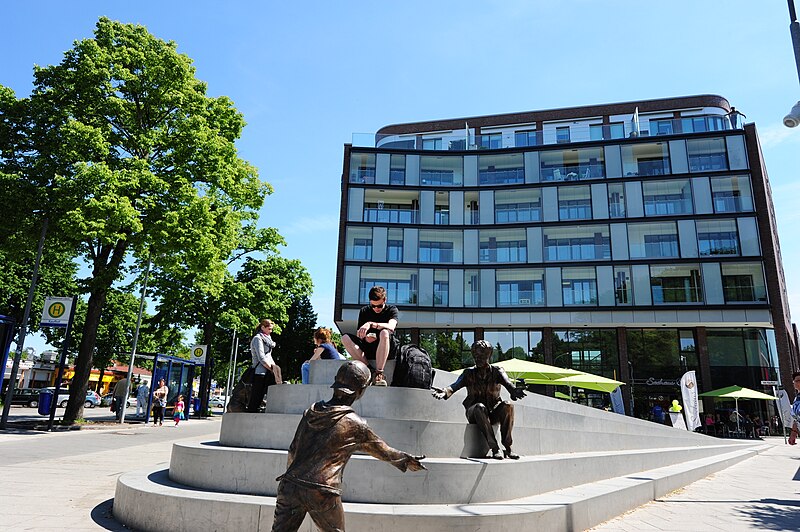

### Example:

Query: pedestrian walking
xmin=134 ymin=380 xmax=150 ymax=417
xmin=173 ymin=395 xmax=185 ymax=426
xmin=152 ymin=378 xmax=168 ymax=427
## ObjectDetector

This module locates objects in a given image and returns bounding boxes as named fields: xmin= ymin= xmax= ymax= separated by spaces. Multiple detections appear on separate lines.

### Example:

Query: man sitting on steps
xmin=341 ymin=285 xmax=399 ymax=386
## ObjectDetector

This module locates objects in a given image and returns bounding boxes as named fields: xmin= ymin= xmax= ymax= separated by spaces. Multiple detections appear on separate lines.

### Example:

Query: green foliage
xmin=272 ymin=296 xmax=318 ymax=381
xmin=6 ymin=17 xmax=268 ymax=424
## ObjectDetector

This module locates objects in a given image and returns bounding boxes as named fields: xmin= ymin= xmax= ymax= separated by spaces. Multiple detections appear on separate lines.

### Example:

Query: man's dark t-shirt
xmin=356 ymin=304 xmax=399 ymax=331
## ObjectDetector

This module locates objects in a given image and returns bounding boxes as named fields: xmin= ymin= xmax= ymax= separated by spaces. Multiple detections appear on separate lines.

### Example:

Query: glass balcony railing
xmin=351 ymin=114 xmax=740 ymax=152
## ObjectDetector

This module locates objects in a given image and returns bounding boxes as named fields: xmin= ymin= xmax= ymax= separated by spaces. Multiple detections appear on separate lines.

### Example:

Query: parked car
xmin=8 ymin=387 xmax=42 ymax=407
xmin=42 ymin=388 xmax=100 ymax=408
xmin=209 ymin=396 xmax=227 ymax=408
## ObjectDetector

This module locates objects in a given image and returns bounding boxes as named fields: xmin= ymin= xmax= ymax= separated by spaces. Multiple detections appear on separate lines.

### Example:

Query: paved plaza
xmin=0 ymin=408 xmax=797 ymax=531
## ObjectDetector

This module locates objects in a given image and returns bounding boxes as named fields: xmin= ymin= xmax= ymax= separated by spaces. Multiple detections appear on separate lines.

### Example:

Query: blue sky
xmin=3 ymin=1 xmax=799 ymax=354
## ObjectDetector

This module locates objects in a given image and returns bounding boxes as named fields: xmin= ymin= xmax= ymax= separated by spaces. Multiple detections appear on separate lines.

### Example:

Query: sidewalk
xmin=590 ymin=436 xmax=800 ymax=531
xmin=0 ymin=415 xmax=223 ymax=531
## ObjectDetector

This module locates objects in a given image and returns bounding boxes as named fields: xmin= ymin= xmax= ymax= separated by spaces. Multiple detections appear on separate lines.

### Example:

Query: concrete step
xmin=263 ymin=384 xmax=715 ymax=446
xmin=220 ymin=412 xmax=740 ymax=458
xmin=167 ymin=440 xmax=756 ymax=504
xmin=115 ymin=443 xmax=768 ymax=532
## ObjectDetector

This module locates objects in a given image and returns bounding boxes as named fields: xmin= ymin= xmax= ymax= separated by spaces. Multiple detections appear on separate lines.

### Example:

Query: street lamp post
xmin=784 ymin=0 xmax=800 ymax=126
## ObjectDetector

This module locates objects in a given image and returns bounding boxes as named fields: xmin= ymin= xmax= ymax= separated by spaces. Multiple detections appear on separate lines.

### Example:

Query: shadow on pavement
xmin=91 ymin=498 xmax=130 ymax=531
xmin=738 ymin=502 xmax=800 ymax=531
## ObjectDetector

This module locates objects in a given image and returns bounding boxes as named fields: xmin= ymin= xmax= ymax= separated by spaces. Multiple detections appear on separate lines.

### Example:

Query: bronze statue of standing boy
xmin=432 ymin=340 xmax=526 ymax=460
xmin=272 ymin=360 xmax=425 ymax=532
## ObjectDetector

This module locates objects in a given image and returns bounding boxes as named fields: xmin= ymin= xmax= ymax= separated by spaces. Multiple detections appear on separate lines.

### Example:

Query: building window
xmin=479 ymin=229 xmax=528 ymax=263
xmin=544 ymin=225 xmax=611 ymax=261
xmin=721 ymin=263 xmax=767 ymax=303
xmin=710 ymin=175 xmax=754 ymax=213
xmin=422 ymin=138 xmax=443 ymax=150
xmin=552 ymin=329 xmax=619 ymax=378
xmin=433 ymin=270 xmax=449 ymax=306
xmin=556 ymin=126 xmax=571 ymax=144
xmin=349 ymin=152 xmax=376 ymax=184
xmin=495 ymin=189 xmax=541 ymax=223
xmin=651 ymin=118 xmax=676 ymax=136
xmin=697 ymin=219 xmax=739 ymax=256
xmin=364 ymin=203 xmax=417 ymax=224
xmin=628 ymin=222 xmax=679 ymax=258
xmin=514 ymin=130 xmax=539 ymax=147
xmin=589 ymin=124 xmax=604 ymax=141
xmin=390 ymin=154 xmax=406 ymax=185
xmin=621 ymin=142 xmax=671 ymax=176
xmin=359 ymin=267 xmax=418 ymax=305
xmin=387 ymin=240 xmax=403 ymax=262
xmin=558 ymin=185 xmax=592 ymax=220
xmin=608 ymin=183 xmax=626 ymax=218
xmin=479 ymin=153 xmax=524 ymax=185
xmin=419 ymin=241 xmax=454 ymax=263
xmin=643 ymin=179 xmax=693 ymax=216
xmin=464 ymin=192 xmax=480 ymax=225
xmin=681 ymin=115 xmax=727 ymax=134
xmin=420 ymin=156 xmax=463 ymax=186
xmin=562 ymin=267 xmax=598 ymax=306
xmin=464 ymin=269 xmax=480 ymax=307
xmin=434 ymin=204 xmax=450 ymax=225
xmin=592 ymin=122 xmax=626 ymax=141
xmin=540 ymin=147 xmax=605 ymax=181
xmin=650 ymin=264 xmax=703 ymax=304
xmin=614 ymin=266 xmax=632 ymax=305
xmin=687 ymin=138 xmax=728 ymax=172
xmin=345 ymin=228 xmax=373 ymax=261
xmin=478 ymin=133 xmax=502 ymax=149
xmin=496 ymin=269 xmax=545 ymax=306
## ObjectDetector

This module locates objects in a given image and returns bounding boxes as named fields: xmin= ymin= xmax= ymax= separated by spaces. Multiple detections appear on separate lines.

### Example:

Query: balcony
xmin=351 ymin=114 xmax=740 ymax=152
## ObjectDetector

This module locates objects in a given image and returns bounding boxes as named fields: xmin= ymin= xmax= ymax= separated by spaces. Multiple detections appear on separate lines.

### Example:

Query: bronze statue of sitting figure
xmin=272 ymin=360 xmax=426 ymax=531
xmin=432 ymin=339 xmax=526 ymax=460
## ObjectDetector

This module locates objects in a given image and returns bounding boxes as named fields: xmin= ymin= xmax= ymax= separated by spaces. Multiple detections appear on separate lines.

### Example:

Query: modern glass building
xmin=335 ymin=95 xmax=798 ymax=419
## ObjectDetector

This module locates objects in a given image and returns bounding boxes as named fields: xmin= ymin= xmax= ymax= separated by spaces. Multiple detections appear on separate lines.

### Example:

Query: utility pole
xmin=783 ymin=0 xmax=800 ymax=126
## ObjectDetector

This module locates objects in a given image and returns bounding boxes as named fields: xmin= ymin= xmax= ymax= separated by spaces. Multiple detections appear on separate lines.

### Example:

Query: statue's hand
xmin=510 ymin=388 xmax=526 ymax=401
xmin=431 ymin=387 xmax=451 ymax=400
xmin=403 ymin=454 xmax=426 ymax=472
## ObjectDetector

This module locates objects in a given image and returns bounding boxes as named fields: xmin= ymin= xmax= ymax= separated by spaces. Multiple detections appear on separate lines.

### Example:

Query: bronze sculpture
xmin=272 ymin=360 xmax=425 ymax=531
xmin=432 ymin=340 xmax=526 ymax=460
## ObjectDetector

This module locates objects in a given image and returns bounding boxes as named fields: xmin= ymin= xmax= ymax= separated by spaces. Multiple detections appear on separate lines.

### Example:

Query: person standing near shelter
xmin=301 ymin=327 xmax=345 ymax=384
xmin=113 ymin=376 xmax=129 ymax=422
xmin=341 ymin=286 xmax=399 ymax=386
xmin=248 ymin=319 xmax=282 ymax=413
xmin=788 ymin=371 xmax=800 ymax=445
xmin=272 ymin=360 xmax=425 ymax=531
xmin=152 ymin=378 xmax=168 ymax=427
xmin=134 ymin=380 xmax=149 ymax=417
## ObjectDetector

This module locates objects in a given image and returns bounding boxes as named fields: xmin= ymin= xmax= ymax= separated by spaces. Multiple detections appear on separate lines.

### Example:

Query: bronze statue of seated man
xmin=432 ymin=339 xmax=526 ymax=460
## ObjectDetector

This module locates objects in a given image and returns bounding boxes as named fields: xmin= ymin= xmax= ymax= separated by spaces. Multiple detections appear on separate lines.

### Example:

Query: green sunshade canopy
xmin=526 ymin=373 xmax=625 ymax=394
xmin=698 ymin=385 xmax=776 ymax=401
xmin=554 ymin=391 xmax=571 ymax=400
xmin=451 ymin=358 xmax=582 ymax=381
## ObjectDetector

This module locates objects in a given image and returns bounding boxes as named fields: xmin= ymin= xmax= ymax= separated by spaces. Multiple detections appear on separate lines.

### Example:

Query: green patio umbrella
xmin=554 ymin=391 xmax=571 ymax=400
xmin=698 ymin=385 xmax=776 ymax=434
xmin=451 ymin=358 xmax=582 ymax=381
xmin=491 ymin=358 xmax=584 ymax=381
xmin=525 ymin=373 xmax=625 ymax=401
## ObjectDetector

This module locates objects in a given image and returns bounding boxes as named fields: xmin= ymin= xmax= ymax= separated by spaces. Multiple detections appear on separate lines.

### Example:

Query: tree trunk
xmin=63 ymin=287 xmax=108 ymax=423
xmin=63 ymin=240 xmax=128 ymax=424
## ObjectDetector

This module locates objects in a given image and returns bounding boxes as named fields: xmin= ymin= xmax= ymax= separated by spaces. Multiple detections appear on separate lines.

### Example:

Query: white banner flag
xmin=609 ymin=386 xmax=626 ymax=415
xmin=776 ymin=390 xmax=793 ymax=429
xmin=680 ymin=370 xmax=702 ymax=431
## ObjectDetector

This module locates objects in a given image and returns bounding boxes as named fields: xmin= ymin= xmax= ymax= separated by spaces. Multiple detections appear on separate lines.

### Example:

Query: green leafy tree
xmin=14 ymin=18 xmax=265 ymax=423
xmin=272 ymin=296 xmax=318 ymax=382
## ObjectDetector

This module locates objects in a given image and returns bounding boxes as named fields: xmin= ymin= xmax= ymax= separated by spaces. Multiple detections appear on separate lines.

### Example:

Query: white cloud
xmin=758 ymin=123 xmax=800 ymax=149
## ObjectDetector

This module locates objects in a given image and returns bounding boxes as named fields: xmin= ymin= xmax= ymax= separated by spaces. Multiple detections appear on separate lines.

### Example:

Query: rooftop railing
xmin=352 ymin=114 xmax=741 ymax=152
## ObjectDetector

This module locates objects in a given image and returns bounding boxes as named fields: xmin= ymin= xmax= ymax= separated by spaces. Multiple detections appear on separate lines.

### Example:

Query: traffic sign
xmin=190 ymin=345 xmax=207 ymax=365
xmin=761 ymin=380 xmax=779 ymax=386
xmin=40 ymin=297 xmax=74 ymax=327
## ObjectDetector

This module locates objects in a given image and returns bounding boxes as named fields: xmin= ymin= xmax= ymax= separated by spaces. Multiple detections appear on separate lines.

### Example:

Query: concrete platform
xmin=115 ymin=443 xmax=767 ymax=532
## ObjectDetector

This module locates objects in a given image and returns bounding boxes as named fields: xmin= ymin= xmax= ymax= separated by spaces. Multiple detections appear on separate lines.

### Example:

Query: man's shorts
xmin=344 ymin=331 xmax=399 ymax=360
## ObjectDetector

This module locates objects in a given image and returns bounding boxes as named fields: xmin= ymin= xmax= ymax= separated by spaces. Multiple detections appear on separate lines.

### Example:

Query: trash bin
xmin=37 ymin=389 xmax=53 ymax=416
xmin=193 ymin=397 xmax=201 ymax=413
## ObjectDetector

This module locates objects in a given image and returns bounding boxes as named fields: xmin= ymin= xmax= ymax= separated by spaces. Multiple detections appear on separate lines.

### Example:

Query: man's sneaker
xmin=373 ymin=370 xmax=388 ymax=387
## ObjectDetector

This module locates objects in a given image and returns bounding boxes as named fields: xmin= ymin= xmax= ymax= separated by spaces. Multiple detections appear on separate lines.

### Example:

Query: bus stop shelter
xmin=137 ymin=354 xmax=200 ymax=424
